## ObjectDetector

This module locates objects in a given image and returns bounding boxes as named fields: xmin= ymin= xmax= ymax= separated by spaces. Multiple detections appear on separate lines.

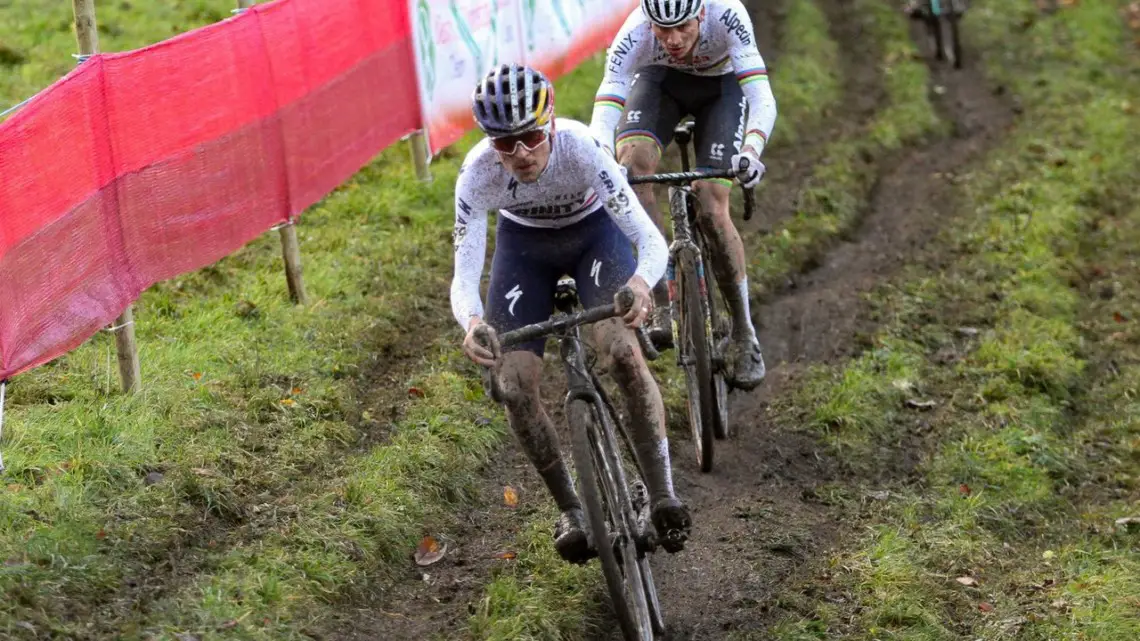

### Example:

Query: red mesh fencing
xmin=0 ymin=0 xmax=420 ymax=379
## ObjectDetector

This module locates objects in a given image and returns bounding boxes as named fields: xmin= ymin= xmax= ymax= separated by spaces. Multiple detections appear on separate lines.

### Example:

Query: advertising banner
xmin=410 ymin=0 xmax=638 ymax=156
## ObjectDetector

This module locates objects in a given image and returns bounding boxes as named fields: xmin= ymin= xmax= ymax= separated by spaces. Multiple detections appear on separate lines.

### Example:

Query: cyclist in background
xmin=451 ymin=64 xmax=693 ymax=563
xmin=590 ymin=0 xmax=775 ymax=391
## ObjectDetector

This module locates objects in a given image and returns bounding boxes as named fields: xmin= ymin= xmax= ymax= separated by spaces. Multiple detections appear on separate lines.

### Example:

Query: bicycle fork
xmin=665 ymin=187 xmax=716 ymax=368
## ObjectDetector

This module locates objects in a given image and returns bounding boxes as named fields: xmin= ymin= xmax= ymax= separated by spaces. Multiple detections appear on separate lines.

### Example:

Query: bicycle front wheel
xmin=569 ymin=400 xmax=655 ymax=640
xmin=701 ymin=247 xmax=731 ymax=441
xmin=676 ymin=247 xmax=716 ymax=473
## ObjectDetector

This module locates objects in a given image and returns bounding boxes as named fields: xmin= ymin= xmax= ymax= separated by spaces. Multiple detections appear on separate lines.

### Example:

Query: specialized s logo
xmin=591 ymin=259 xmax=603 ymax=287
xmin=506 ymin=284 xmax=523 ymax=316
xmin=720 ymin=9 xmax=753 ymax=46
xmin=507 ymin=177 xmax=520 ymax=199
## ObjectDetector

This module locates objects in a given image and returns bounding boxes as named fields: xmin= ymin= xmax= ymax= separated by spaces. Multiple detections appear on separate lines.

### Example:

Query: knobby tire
xmin=700 ymin=238 xmax=731 ymax=441
xmin=569 ymin=400 xmax=654 ymax=640
xmin=676 ymin=248 xmax=716 ymax=473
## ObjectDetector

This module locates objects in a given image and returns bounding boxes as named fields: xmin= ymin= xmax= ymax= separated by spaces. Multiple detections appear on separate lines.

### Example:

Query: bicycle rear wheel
xmin=676 ymin=246 xmax=716 ymax=473
xmin=569 ymin=400 xmax=655 ymax=640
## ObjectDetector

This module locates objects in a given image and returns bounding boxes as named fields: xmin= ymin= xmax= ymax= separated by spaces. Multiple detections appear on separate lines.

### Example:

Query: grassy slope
xmin=764 ymin=1 xmax=1140 ymax=639
xmin=463 ymin=1 xmax=943 ymax=637
xmin=0 ymin=1 xmax=602 ymax=638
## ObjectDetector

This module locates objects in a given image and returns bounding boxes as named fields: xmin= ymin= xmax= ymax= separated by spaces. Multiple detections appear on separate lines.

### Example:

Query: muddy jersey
xmin=590 ymin=0 xmax=776 ymax=154
xmin=449 ymin=118 xmax=668 ymax=330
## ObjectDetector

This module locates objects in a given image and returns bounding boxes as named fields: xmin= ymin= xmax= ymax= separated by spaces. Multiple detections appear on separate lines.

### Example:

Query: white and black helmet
xmin=471 ymin=64 xmax=555 ymax=138
xmin=641 ymin=0 xmax=703 ymax=27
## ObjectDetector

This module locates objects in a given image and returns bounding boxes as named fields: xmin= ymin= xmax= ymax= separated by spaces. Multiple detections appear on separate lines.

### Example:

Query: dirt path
xmin=615 ymin=12 xmax=1017 ymax=641
xmin=322 ymin=3 xmax=1015 ymax=640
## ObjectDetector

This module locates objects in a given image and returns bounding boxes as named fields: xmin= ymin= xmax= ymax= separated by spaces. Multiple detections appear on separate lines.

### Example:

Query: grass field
xmin=3 ymin=0 xmax=1138 ymax=639
xmin=764 ymin=1 xmax=1140 ymax=638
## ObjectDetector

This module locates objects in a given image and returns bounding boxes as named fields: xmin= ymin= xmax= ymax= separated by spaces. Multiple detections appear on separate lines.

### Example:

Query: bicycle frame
xmin=481 ymin=296 xmax=656 ymax=551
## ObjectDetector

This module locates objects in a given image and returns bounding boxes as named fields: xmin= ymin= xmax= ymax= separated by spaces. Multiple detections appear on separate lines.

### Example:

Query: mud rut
xmin=324 ymin=1 xmax=1015 ymax=638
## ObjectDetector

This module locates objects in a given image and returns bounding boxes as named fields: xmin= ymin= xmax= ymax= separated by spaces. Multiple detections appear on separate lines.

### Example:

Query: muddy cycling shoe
xmin=647 ymin=304 xmax=674 ymax=351
xmin=651 ymin=497 xmax=692 ymax=554
xmin=554 ymin=508 xmax=595 ymax=565
xmin=728 ymin=338 xmax=767 ymax=391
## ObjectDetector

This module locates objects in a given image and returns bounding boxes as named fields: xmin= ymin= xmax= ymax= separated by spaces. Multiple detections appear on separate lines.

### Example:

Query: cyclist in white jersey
xmin=452 ymin=64 xmax=692 ymax=562
xmin=590 ymin=0 xmax=776 ymax=391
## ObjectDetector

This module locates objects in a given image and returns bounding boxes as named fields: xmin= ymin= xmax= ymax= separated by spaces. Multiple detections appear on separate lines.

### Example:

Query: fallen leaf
xmin=495 ymin=551 xmax=517 ymax=560
xmin=1114 ymin=311 xmax=1127 ymax=323
xmin=291 ymin=387 xmax=303 ymax=395
xmin=956 ymin=576 xmax=978 ymax=587
xmin=979 ymin=602 xmax=995 ymax=613
xmin=415 ymin=536 xmax=447 ymax=566
xmin=906 ymin=399 xmax=938 ymax=410
xmin=219 ymin=619 xmax=239 ymax=630
xmin=191 ymin=467 xmax=216 ymax=477
xmin=96 ymin=529 xmax=106 ymax=540
xmin=192 ymin=372 xmax=203 ymax=381
xmin=408 ymin=387 xmax=425 ymax=398
xmin=959 ymin=483 xmax=972 ymax=496
xmin=1051 ymin=599 xmax=1069 ymax=610
xmin=280 ymin=398 xmax=296 ymax=407
xmin=1043 ymin=550 xmax=1056 ymax=560
xmin=503 ymin=485 xmax=519 ymax=508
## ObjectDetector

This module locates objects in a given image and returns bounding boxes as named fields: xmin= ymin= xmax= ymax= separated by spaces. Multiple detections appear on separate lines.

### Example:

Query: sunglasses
xmin=491 ymin=128 xmax=549 ymax=155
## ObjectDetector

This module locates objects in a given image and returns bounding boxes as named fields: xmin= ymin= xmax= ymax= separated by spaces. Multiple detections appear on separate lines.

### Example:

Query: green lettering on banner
xmin=524 ymin=0 xmax=536 ymax=52
xmin=451 ymin=0 xmax=486 ymax=77
xmin=552 ymin=0 xmax=572 ymax=38
xmin=417 ymin=0 xmax=436 ymax=98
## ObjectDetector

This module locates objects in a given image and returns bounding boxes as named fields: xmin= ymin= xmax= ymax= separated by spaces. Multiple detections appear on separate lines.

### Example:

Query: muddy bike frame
xmin=476 ymin=286 xmax=666 ymax=640
xmin=628 ymin=120 xmax=755 ymax=473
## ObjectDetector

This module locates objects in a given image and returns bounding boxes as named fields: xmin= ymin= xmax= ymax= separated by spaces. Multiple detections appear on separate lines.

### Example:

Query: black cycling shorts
xmin=485 ymin=209 xmax=636 ymax=356
xmin=615 ymin=66 xmax=747 ymax=172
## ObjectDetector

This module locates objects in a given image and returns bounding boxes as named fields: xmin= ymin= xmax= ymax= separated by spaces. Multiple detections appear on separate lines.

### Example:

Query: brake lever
xmin=735 ymin=157 xmax=757 ymax=222
xmin=472 ymin=325 xmax=503 ymax=402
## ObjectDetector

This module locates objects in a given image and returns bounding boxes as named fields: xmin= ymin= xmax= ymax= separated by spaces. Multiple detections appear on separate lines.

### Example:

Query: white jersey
xmin=590 ymin=0 xmax=777 ymax=154
xmin=449 ymin=118 xmax=668 ymax=331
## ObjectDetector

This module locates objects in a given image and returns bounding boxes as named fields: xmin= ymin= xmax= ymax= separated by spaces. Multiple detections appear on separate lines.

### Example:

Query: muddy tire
xmin=676 ymin=247 xmax=716 ymax=473
xmin=569 ymin=400 xmax=655 ymax=640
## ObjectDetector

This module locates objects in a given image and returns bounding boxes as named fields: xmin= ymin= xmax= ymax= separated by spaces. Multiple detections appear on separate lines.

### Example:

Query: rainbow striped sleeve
xmin=736 ymin=67 xmax=769 ymax=86
xmin=594 ymin=94 xmax=626 ymax=111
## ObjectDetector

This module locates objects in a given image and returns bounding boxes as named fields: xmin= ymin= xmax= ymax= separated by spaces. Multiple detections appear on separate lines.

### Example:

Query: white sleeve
xmin=449 ymin=170 xmax=490 ymax=331
xmin=724 ymin=5 xmax=777 ymax=153
xmin=590 ymin=16 xmax=650 ymax=153
xmin=588 ymin=141 xmax=668 ymax=287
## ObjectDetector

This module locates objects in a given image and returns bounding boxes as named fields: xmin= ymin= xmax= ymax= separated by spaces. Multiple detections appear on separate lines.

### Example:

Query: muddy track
xmin=611 ymin=11 xmax=1017 ymax=641
xmin=322 ymin=2 xmax=1015 ymax=640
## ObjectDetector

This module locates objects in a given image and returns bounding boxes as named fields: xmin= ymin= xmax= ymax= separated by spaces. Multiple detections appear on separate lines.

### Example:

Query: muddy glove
xmin=731 ymin=150 xmax=765 ymax=189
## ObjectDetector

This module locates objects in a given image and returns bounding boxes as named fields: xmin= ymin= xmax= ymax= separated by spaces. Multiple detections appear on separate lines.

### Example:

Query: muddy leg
xmin=497 ymin=351 xmax=579 ymax=511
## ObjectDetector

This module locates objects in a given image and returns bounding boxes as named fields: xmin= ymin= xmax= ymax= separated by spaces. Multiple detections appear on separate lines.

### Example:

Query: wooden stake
xmin=408 ymin=131 xmax=433 ymax=182
xmin=278 ymin=223 xmax=308 ymax=305
xmin=234 ymin=0 xmax=308 ymax=305
xmin=73 ymin=0 xmax=141 ymax=394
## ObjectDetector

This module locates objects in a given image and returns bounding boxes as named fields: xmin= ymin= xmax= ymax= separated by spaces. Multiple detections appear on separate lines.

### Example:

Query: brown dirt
xmin=322 ymin=1 xmax=1017 ymax=640
xmin=603 ymin=11 xmax=1017 ymax=641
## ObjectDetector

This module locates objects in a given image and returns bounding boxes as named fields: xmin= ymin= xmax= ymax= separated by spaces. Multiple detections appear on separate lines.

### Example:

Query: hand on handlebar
xmin=463 ymin=317 xmax=500 ymax=367
xmin=614 ymin=278 xmax=652 ymax=329
xmin=731 ymin=149 xmax=766 ymax=189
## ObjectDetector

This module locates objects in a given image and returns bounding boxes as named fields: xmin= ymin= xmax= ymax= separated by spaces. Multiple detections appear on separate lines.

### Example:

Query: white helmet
xmin=641 ymin=0 xmax=703 ymax=27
